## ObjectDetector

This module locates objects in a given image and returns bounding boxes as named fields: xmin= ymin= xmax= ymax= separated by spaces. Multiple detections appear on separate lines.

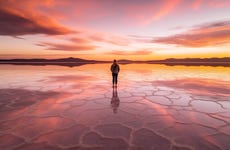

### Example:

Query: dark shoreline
xmin=0 ymin=62 xmax=97 ymax=67
xmin=0 ymin=57 xmax=229 ymax=67
xmin=0 ymin=61 xmax=229 ymax=67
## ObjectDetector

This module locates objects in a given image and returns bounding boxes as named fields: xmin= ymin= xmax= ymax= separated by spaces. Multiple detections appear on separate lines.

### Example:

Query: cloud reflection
xmin=155 ymin=78 xmax=230 ymax=97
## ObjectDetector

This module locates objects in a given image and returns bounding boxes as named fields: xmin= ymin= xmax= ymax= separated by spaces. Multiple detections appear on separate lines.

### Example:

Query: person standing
xmin=110 ymin=59 xmax=120 ymax=87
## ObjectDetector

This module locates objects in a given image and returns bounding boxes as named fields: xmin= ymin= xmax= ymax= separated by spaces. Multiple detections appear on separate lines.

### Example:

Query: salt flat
xmin=0 ymin=64 xmax=229 ymax=150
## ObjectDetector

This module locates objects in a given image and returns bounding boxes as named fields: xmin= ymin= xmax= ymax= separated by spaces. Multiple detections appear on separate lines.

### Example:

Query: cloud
xmin=191 ymin=0 xmax=230 ymax=10
xmin=108 ymin=50 xmax=152 ymax=55
xmin=89 ymin=34 xmax=130 ymax=46
xmin=37 ymin=36 xmax=97 ymax=51
xmin=153 ymin=20 xmax=230 ymax=47
xmin=70 ymin=38 xmax=91 ymax=43
xmin=57 ymin=0 xmax=181 ymax=26
xmin=208 ymin=0 xmax=230 ymax=8
xmin=122 ymin=0 xmax=180 ymax=25
xmin=38 ymin=42 xmax=96 ymax=51
xmin=1 ymin=0 xmax=229 ymax=37
xmin=37 ymin=33 xmax=130 ymax=51
xmin=128 ymin=35 xmax=153 ymax=43
xmin=152 ymin=0 xmax=180 ymax=21
xmin=193 ymin=0 xmax=203 ymax=10
xmin=0 ymin=0 xmax=73 ymax=36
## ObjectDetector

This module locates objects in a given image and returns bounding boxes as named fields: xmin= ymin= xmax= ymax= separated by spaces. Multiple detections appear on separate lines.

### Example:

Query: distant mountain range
xmin=0 ymin=57 xmax=105 ymax=67
xmin=117 ymin=57 xmax=230 ymax=66
xmin=0 ymin=57 xmax=99 ymax=63
xmin=147 ymin=57 xmax=230 ymax=66
xmin=0 ymin=57 xmax=229 ymax=67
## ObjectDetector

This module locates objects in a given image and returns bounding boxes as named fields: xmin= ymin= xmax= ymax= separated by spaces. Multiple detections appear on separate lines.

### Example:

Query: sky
xmin=0 ymin=0 xmax=230 ymax=60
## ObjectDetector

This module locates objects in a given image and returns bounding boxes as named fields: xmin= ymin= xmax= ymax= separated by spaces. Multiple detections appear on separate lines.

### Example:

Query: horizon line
xmin=0 ymin=56 xmax=230 ymax=61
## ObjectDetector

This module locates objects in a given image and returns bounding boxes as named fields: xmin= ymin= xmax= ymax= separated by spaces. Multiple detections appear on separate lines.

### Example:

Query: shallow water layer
xmin=0 ymin=64 xmax=230 ymax=150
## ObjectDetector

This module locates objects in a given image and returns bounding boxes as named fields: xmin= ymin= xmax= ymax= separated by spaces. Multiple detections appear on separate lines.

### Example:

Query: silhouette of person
xmin=110 ymin=59 xmax=120 ymax=87
xmin=111 ymin=87 xmax=120 ymax=114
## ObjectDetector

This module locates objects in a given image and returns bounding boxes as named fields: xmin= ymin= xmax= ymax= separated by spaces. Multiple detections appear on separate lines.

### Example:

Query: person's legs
xmin=112 ymin=73 xmax=115 ymax=85
xmin=114 ymin=73 xmax=118 ymax=85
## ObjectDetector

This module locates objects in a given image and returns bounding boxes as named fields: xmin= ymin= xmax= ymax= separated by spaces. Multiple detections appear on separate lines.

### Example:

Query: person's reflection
xmin=111 ymin=87 xmax=120 ymax=113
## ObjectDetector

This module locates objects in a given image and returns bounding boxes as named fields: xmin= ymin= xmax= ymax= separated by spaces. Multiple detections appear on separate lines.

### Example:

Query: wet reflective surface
xmin=0 ymin=64 xmax=230 ymax=150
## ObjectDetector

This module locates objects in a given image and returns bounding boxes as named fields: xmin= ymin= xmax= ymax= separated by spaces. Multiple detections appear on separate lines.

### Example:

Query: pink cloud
xmin=191 ymin=0 xmax=230 ymax=10
xmin=153 ymin=20 xmax=230 ymax=47
xmin=70 ymin=38 xmax=91 ymax=44
xmin=0 ymin=0 xmax=73 ymax=36
xmin=50 ymin=0 xmax=181 ymax=26
xmin=208 ymin=0 xmax=230 ymax=8
xmin=153 ymin=0 xmax=181 ymax=21
xmin=38 ymin=42 xmax=96 ymax=51
xmin=37 ymin=32 xmax=132 ymax=51
xmin=121 ymin=0 xmax=180 ymax=26
xmin=89 ymin=34 xmax=130 ymax=46
xmin=1 ymin=0 xmax=229 ymax=37
xmin=193 ymin=0 xmax=203 ymax=10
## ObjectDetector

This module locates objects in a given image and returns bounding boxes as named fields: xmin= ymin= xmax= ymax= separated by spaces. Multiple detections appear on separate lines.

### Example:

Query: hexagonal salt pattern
xmin=0 ymin=64 xmax=229 ymax=150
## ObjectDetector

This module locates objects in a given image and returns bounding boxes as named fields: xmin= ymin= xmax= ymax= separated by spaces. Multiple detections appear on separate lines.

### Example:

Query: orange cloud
xmin=38 ymin=41 xmax=96 ymax=51
xmin=70 ymin=38 xmax=91 ymax=43
xmin=108 ymin=50 xmax=152 ymax=55
xmin=37 ymin=30 xmax=132 ymax=51
xmin=153 ymin=20 xmax=230 ymax=47
xmin=0 ymin=0 xmax=73 ymax=36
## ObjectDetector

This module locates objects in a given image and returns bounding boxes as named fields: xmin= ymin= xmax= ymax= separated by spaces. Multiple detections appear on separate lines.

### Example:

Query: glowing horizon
xmin=0 ymin=0 xmax=230 ymax=60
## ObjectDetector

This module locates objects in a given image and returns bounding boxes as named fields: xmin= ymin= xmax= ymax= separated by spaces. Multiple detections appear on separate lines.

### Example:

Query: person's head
xmin=113 ymin=59 xmax=117 ymax=64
